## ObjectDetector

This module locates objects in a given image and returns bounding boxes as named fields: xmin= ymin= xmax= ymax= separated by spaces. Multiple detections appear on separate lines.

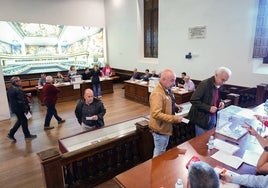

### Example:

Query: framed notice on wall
xmin=188 ymin=26 xmax=207 ymax=39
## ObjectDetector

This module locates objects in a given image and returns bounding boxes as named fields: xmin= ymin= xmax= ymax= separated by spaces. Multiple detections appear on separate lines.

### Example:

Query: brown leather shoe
xmin=58 ymin=120 xmax=66 ymax=124
xmin=44 ymin=126 xmax=54 ymax=130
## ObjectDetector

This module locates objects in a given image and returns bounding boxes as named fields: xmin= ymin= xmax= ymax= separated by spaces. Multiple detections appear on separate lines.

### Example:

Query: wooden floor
xmin=0 ymin=84 xmax=149 ymax=188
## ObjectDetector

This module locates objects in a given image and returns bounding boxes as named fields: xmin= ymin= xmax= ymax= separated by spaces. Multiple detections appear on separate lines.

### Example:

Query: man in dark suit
xmin=188 ymin=67 xmax=232 ymax=136
xmin=130 ymin=68 xmax=141 ymax=80
xmin=7 ymin=76 xmax=37 ymax=142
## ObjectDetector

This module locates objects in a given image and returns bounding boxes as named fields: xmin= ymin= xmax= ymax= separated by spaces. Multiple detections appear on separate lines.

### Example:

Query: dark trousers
xmin=9 ymin=110 xmax=31 ymax=137
xmin=44 ymin=103 xmax=62 ymax=127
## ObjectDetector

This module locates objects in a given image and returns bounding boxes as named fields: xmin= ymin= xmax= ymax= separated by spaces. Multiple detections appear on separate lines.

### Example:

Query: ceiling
xmin=0 ymin=21 xmax=101 ymax=46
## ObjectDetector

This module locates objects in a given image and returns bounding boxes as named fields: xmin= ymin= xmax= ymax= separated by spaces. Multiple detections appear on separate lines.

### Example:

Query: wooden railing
xmin=38 ymin=120 xmax=194 ymax=188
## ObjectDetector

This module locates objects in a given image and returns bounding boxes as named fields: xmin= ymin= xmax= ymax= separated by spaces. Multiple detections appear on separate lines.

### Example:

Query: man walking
xmin=43 ymin=75 xmax=65 ymax=130
xmin=7 ymin=76 xmax=37 ymax=142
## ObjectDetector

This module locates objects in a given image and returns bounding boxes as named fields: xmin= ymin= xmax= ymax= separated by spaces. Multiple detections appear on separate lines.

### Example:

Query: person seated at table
xmin=221 ymin=171 xmax=268 ymax=187
xmin=75 ymin=88 xmax=106 ymax=131
xmin=243 ymin=123 xmax=268 ymax=174
xmin=55 ymin=72 xmax=64 ymax=83
xmin=141 ymin=69 xmax=151 ymax=81
xmin=180 ymin=75 xmax=195 ymax=91
xmin=187 ymin=161 xmax=220 ymax=188
xmin=151 ymin=69 xmax=159 ymax=78
xmin=68 ymin=65 xmax=77 ymax=81
xmin=130 ymin=68 xmax=141 ymax=80
xmin=102 ymin=63 xmax=113 ymax=77
xmin=56 ymin=72 xmax=64 ymax=79
xmin=38 ymin=73 xmax=46 ymax=86
xmin=176 ymin=72 xmax=186 ymax=86
xmin=82 ymin=67 xmax=91 ymax=80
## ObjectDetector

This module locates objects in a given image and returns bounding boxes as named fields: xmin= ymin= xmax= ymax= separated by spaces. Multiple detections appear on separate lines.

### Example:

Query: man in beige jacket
xmin=149 ymin=69 xmax=183 ymax=157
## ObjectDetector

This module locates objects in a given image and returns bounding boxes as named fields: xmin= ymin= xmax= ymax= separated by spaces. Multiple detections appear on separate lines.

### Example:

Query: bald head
xmin=84 ymin=88 xmax=94 ymax=104
xmin=160 ymin=69 xmax=176 ymax=89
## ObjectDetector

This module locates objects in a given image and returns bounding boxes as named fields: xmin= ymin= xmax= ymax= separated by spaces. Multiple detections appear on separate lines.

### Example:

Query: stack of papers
xmin=214 ymin=138 xmax=239 ymax=154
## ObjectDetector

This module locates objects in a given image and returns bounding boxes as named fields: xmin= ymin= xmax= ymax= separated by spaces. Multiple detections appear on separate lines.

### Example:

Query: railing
xmin=38 ymin=120 xmax=195 ymax=188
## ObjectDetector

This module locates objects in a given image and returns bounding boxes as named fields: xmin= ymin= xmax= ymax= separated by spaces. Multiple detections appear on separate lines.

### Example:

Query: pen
xmin=224 ymin=139 xmax=239 ymax=146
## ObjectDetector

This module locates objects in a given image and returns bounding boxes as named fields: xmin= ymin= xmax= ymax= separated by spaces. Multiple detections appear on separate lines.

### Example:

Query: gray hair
xmin=10 ymin=76 xmax=20 ymax=85
xmin=215 ymin=66 xmax=232 ymax=77
xmin=46 ymin=75 xmax=53 ymax=83
xmin=188 ymin=161 xmax=219 ymax=188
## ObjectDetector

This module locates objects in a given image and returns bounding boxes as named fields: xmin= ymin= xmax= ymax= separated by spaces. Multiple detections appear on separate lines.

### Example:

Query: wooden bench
xmin=5 ymin=79 xmax=38 ymax=95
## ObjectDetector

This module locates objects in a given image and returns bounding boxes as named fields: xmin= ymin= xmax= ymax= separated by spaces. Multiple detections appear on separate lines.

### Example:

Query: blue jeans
xmin=44 ymin=103 xmax=62 ymax=127
xmin=195 ymin=114 xmax=216 ymax=136
xmin=152 ymin=132 xmax=170 ymax=157
xmin=92 ymin=83 xmax=101 ymax=97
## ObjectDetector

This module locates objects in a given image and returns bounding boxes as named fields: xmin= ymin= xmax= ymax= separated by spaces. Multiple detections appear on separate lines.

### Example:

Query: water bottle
xmin=264 ymin=99 xmax=268 ymax=114
xmin=265 ymin=99 xmax=268 ymax=107
xmin=175 ymin=178 xmax=183 ymax=188
xmin=208 ymin=135 xmax=214 ymax=150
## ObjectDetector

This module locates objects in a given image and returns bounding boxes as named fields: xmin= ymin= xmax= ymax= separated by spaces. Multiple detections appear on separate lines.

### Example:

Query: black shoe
xmin=58 ymin=119 xmax=66 ymax=124
xmin=7 ymin=134 xmax=16 ymax=142
xmin=25 ymin=134 xmax=37 ymax=139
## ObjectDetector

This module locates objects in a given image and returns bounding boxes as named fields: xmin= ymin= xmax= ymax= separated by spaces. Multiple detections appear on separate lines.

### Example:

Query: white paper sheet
xmin=181 ymin=118 xmax=189 ymax=124
xmin=211 ymin=150 xmax=243 ymax=169
xmin=24 ymin=111 xmax=32 ymax=119
xmin=242 ymin=150 xmax=262 ymax=167
xmin=214 ymin=138 xmax=240 ymax=154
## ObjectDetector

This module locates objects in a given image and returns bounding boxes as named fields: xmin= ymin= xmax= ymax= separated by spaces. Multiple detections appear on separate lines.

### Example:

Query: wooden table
xmin=172 ymin=87 xmax=193 ymax=104
xmin=124 ymin=81 xmax=193 ymax=105
xmin=124 ymin=80 xmax=149 ymax=104
xmin=114 ymin=128 xmax=258 ymax=188
xmin=37 ymin=78 xmax=114 ymax=105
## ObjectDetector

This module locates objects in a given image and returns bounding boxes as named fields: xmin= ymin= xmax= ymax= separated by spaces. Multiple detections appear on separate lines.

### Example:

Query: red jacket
xmin=42 ymin=83 xmax=60 ymax=104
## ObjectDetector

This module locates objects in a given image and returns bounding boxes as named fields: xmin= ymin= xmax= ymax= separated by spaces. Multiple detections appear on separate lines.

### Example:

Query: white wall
xmin=1 ymin=0 xmax=268 ymax=120
xmin=0 ymin=65 xmax=10 ymax=120
xmin=0 ymin=0 xmax=105 ymax=27
xmin=105 ymin=0 xmax=139 ymax=70
xmin=0 ymin=0 xmax=105 ymax=120
xmin=105 ymin=0 xmax=268 ymax=87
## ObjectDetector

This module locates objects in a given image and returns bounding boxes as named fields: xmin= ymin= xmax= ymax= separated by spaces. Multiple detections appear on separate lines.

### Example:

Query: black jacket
xmin=75 ymin=98 xmax=106 ymax=128
xmin=188 ymin=76 xmax=222 ymax=129
xmin=8 ymin=84 xmax=30 ymax=113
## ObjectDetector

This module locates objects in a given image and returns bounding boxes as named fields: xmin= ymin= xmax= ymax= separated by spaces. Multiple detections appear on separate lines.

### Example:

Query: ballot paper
xmin=242 ymin=150 xmax=262 ymax=167
xmin=211 ymin=150 xmax=243 ymax=169
xmin=181 ymin=118 xmax=190 ymax=124
xmin=213 ymin=138 xmax=240 ymax=155
xmin=24 ymin=111 xmax=32 ymax=119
